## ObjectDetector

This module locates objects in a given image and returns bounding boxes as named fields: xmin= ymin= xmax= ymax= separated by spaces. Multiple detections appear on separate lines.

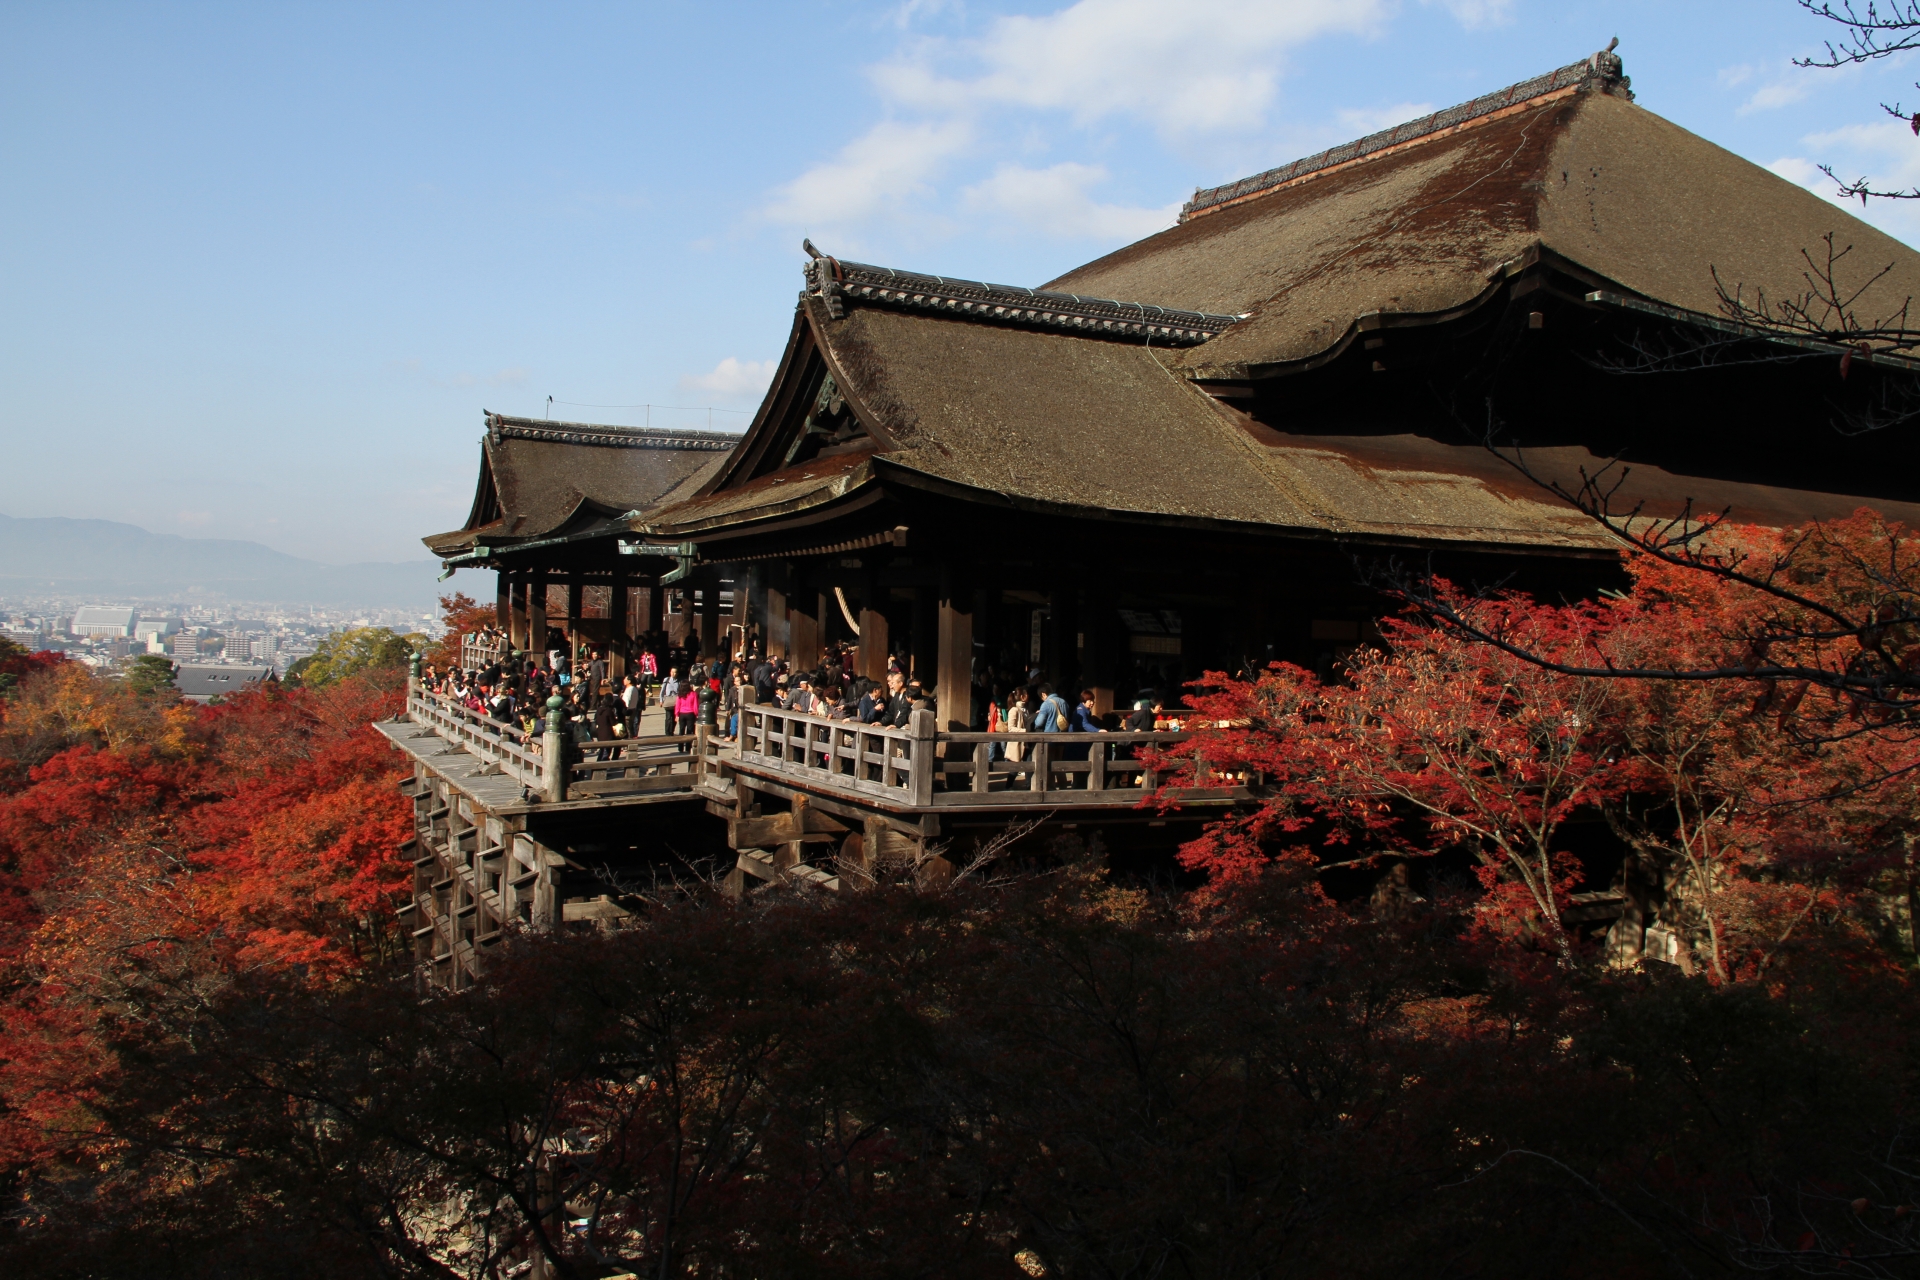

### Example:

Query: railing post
xmin=735 ymin=687 xmax=756 ymax=759
xmin=908 ymin=709 xmax=936 ymax=807
xmin=1031 ymin=740 xmax=1052 ymax=794
xmin=542 ymin=694 xmax=567 ymax=805
xmin=694 ymin=723 xmax=710 ymax=785
xmin=972 ymin=741 xmax=991 ymax=794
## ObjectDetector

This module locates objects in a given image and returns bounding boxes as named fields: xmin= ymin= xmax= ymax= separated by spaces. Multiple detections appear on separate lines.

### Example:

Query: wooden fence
xmin=734 ymin=705 xmax=1233 ymax=811
xmin=407 ymin=689 xmax=1248 ymax=813
xmin=407 ymin=686 xmax=702 ymax=804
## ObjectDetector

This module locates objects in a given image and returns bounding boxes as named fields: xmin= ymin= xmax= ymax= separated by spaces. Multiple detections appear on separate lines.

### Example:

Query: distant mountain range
xmin=0 ymin=514 xmax=446 ymax=608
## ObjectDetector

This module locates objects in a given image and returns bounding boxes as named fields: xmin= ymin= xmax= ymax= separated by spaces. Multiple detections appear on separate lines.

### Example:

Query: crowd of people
xmin=420 ymin=629 xmax=1191 ymax=771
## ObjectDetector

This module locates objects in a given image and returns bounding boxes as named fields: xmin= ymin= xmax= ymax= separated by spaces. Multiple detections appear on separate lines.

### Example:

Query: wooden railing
xmin=733 ymin=706 xmax=1231 ymax=811
xmin=408 ymin=687 xmax=550 ymax=792
xmin=407 ymin=689 xmax=1246 ymax=814
xmin=569 ymin=734 xmax=702 ymax=798
xmin=407 ymin=686 xmax=705 ymax=803
xmin=458 ymin=634 xmax=509 ymax=671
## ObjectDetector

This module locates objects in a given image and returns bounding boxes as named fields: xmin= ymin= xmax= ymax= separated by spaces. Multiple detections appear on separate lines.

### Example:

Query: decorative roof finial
xmin=1590 ymin=37 xmax=1625 ymax=86
xmin=801 ymin=240 xmax=847 ymax=319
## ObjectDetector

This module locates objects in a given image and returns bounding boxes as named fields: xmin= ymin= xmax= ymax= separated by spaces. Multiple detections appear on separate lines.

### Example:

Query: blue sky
xmin=6 ymin=0 xmax=1920 ymax=563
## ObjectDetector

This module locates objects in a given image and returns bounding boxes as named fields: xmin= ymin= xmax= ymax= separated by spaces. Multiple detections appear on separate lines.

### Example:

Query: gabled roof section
xmin=801 ymin=242 xmax=1244 ymax=345
xmin=424 ymin=412 xmax=741 ymax=557
xmin=1045 ymin=44 xmax=1920 ymax=378
xmin=1181 ymin=44 xmax=1630 ymax=222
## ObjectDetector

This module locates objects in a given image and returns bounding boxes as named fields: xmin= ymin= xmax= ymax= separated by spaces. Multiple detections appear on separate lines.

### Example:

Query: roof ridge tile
xmin=800 ymin=249 xmax=1244 ymax=345
xmin=483 ymin=412 xmax=740 ymax=451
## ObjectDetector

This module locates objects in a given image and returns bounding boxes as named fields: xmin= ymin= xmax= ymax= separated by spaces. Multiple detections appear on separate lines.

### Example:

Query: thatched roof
xmin=636 ymin=296 xmax=1620 ymax=553
xmin=1046 ymin=49 xmax=1920 ymax=377
xmin=590 ymin=48 xmax=1920 ymax=558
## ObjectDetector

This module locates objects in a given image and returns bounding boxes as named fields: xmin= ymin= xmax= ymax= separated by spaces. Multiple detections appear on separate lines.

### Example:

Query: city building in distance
xmin=70 ymin=606 xmax=138 ymax=638
xmin=174 ymin=663 xmax=275 ymax=703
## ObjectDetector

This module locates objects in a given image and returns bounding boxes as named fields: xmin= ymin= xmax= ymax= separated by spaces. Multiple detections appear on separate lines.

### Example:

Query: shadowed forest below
xmin=3 ymin=516 xmax=1920 ymax=1277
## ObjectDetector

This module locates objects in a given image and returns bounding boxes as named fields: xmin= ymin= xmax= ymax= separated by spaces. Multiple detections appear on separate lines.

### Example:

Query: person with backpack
xmin=1030 ymin=684 xmax=1069 ymax=733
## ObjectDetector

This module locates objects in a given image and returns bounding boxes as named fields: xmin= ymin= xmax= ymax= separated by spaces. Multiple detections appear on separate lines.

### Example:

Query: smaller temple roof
xmin=425 ymin=413 xmax=739 ymax=558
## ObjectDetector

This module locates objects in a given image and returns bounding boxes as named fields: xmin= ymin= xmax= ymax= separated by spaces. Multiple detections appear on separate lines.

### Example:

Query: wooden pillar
xmin=789 ymin=593 xmax=819 ymax=671
xmin=858 ymin=607 xmax=890 ymax=682
xmin=528 ymin=569 xmax=549 ymax=663
xmin=608 ymin=578 xmax=629 ymax=681
xmin=936 ymin=596 xmax=974 ymax=731
xmin=565 ymin=575 xmax=583 ymax=664
xmin=700 ymin=578 xmax=720 ymax=659
xmin=665 ymin=587 xmax=686 ymax=648
xmin=765 ymin=587 xmax=789 ymax=659
xmin=495 ymin=571 xmax=510 ymax=631
xmin=726 ymin=574 xmax=748 ymax=659
xmin=509 ymin=573 xmax=529 ymax=650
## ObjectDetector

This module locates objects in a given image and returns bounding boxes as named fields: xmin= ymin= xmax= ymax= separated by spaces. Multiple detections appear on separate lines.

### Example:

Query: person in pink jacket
xmin=674 ymin=682 xmax=699 ymax=746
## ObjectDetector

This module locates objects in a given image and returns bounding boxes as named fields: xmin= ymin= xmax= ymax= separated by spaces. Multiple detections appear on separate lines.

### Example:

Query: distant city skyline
xmin=7 ymin=1 xmax=1920 ymax=562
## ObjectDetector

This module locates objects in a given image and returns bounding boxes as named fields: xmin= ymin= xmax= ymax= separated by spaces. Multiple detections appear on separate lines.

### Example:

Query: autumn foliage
xmin=1154 ymin=510 xmax=1920 ymax=986
xmin=0 ymin=655 xmax=412 ymax=1186
xmin=5 ymin=520 xmax=1920 ymax=1276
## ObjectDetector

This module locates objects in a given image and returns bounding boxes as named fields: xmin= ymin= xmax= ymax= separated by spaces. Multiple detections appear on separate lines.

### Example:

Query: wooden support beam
xmin=528 ymin=569 xmax=549 ymax=661
xmin=509 ymin=574 xmax=529 ymax=651
xmin=779 ymin=793 xmax=810 ymax=876
xmin=765 ymin=587 xmax=789 ymax=659
xmin=495 ymin=571 xmax=510 ymax=631
xmin=857 ymin=608 xmax=889 ymax=683
xmin=565 ymin=576 xmax=584 ymax=664
xmin=609 ymin=578 xmax=629 ymax=681
xmin=789 ymin=594 xmax=818 ymax=670
xmin=699 ymin=579 xmax=720 ymax=659
xmin=936 ymin=597 xmax=973 ymax=731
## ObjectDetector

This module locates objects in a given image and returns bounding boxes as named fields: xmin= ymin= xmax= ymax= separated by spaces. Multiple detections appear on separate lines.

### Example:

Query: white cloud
xmin=1802 ymin=120 xmax=1920 ymax=204
xmin=1766 ymin=155 xmax=1828 ymax=190
xmin=962 ymin=162 xmax=1180 ymax=239
xmin=1741 ymin=77 xmax=1812 ymax=114
xmin=678 ymin=357 xmax=778 ymax=402
xmin=1769 ymin=121 xmax=1920 ymax=239
xmin=763 ymin=118 xmax=973 ymax=228
xmin=870 ymin=0 xmax=1387 ymax=136
xmin=1422 ymin=0 xmax=1513 ymax=29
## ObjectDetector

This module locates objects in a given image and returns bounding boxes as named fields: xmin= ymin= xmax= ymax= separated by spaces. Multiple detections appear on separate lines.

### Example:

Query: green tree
xmin=284 ymin=627 xmax=424 ymax=690
xmin=123 ymin=653 xmax=178 ymax=699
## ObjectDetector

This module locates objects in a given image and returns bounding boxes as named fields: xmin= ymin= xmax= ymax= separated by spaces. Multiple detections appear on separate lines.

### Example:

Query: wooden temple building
xmin=378 ymin=45 xmax=1920 ymax=984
